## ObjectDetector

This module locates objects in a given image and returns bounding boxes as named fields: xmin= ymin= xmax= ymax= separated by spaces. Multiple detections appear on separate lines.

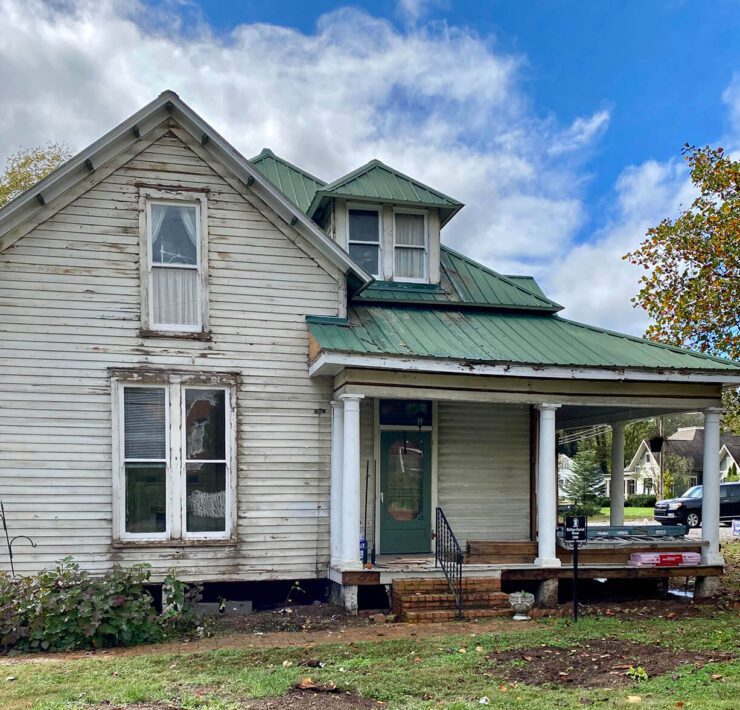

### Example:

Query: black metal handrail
xmin=435 ymin=507 xmax=463 ymax=619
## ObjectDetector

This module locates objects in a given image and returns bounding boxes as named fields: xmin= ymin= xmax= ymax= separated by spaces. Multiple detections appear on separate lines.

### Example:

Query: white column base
xmin=701 ymin=549 xmax=725 ymax=566
xmin=534 ymin=557 xmax=562 ymax=568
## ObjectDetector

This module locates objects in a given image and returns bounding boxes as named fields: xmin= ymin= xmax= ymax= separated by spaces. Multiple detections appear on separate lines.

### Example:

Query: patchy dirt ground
xmin=206 ymin=603 xmax=371 ymax=634
xmin=487 ymin=639 xmax=734 ymax=688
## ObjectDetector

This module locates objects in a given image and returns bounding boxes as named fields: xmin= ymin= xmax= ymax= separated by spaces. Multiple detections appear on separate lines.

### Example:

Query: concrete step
xmin=402 ymin=607 xmax=512 ymax=623
xmin=398 ymin=591 xmax=510 ymax=611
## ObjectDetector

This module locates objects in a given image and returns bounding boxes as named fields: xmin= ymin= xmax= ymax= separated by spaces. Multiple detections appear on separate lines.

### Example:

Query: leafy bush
xmin=625 ymin=494 xmax=657 ymax=508
xmin=159 ymin=571 xmax=203 ymax=636
xmin=596 ymin=496 xmax=611 ymax=508
xmin=0 ymin=557 xmax=162 ymax=652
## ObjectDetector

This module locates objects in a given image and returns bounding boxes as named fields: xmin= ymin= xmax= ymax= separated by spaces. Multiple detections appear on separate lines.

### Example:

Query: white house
xmin=1 ymin=92 xmax=739 ymax=611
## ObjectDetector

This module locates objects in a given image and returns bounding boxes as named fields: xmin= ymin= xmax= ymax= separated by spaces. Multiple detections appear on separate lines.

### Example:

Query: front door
xmin=380 ymin=430 xmax=432 ymax=554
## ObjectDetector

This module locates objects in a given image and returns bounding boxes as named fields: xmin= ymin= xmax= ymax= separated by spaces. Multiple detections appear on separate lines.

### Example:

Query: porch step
xmin=393 ymin=577 xmax=501 ymax=594
xmin=403 ymin=607 xmax=511 ymax=624
xmin=391 ymin=576 xmax=509 ymax=622
xmin=397 ymin=591 xmax=510 ymax=612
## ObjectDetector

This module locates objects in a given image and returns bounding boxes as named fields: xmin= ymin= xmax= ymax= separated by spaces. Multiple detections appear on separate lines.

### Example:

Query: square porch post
xmin=701 ymin=407 xmax=724 ymax=566
xmin=535 ymin=403 xmax=561 ymax=567
xmin=609 ymin=421 xmax=626 ymax=526
xmin=330 ymin=400 xmax=344 ymax=567
xmin=339 ymin=393 xmax=364 ymax=568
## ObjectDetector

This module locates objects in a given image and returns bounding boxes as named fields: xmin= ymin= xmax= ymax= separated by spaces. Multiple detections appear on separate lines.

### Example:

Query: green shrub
xmin=596 ymin=496 xmax=611 ymax=508
xmin=625 ymin=494 xmax=657 ymax=508
xmin=0 ymin=557 xmax=162 ymax=652
xmin=159 ymin=571 xmax=203 ymax=637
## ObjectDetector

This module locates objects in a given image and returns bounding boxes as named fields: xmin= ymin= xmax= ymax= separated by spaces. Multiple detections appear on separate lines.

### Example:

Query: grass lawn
xmin=592 ymin=507 xmax=655 ymax=522
xmin=3 ymin=543 xmax=738 ymax=710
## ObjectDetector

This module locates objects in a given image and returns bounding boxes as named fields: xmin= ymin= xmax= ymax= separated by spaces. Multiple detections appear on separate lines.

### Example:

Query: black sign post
xmin=564 ymin=515 xmax=588 ymax=622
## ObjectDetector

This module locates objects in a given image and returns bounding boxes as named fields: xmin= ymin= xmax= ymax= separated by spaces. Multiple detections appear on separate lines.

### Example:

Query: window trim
xmin=111 ymin=372 xmax=237 ymax=545
xmin=347 ymin=203 xmax=382 ymax=278
xmin=392 ymin=208 xmax=428 ymax=283
xmin=138 ymin=187 xmax=209 ymax=336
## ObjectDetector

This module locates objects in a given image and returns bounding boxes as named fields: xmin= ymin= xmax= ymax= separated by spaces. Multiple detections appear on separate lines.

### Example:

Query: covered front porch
xmin=323 ymin=367 xmax=728 ymax=612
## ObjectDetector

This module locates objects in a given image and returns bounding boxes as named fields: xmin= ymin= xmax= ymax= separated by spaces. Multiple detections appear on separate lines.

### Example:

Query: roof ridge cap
xmin=249 ymin=148 xmax=327 ymax=186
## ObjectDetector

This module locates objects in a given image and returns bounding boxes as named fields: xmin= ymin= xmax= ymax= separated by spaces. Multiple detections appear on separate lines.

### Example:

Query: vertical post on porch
xmin=535 ymin=403 xmax=561 ymax=567
xmin=340 ymin=394 xmax=364 ymax=568
xmin=701 ymin=407 xmax=724 ymax=566
xmin=610 ymin=421 xmax=626 ymax=526
xmin=330 ymin=400 xmax=344 ymax=567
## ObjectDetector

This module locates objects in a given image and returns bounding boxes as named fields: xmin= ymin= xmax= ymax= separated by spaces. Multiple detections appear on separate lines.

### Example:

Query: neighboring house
xmin=610 ymin=440 xmax=660 ymax=498
xmin=557 ymin=454 xmax=575 ymax=501
xmin=1 ymin=92 xmax=739 ymax=608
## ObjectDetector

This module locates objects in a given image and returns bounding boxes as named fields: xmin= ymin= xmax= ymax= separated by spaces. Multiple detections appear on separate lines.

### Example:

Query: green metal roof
xmin=307 ymin=305 xmax=740 ymax=372
xmin=355 ymin=246 xmax=561 ymax=312
xmin=250 ymin=148 xmax=325 ymax=213
xmin=307 ymin=159 xmax=463 ymax=225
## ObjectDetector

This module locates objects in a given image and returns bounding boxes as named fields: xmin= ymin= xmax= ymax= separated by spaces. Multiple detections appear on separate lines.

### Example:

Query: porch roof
xmin=307 ymin=304 xmax=740 ymax=375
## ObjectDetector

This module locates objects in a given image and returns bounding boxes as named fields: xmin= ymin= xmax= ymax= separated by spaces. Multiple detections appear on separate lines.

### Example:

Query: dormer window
xmin=394 ymin=211 xmax=427 ymax=282
xmin=348 ymin=207 xmax=381 ymax=277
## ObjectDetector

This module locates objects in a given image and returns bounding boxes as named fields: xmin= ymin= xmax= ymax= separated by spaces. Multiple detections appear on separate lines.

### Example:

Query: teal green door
xmin=380 ymin=431 xmax=432 ymax=554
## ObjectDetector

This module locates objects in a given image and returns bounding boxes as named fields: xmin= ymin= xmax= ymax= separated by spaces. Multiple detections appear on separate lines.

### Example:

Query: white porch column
xmin=535 ymin=403 xmax=561 ymax=567
xmin=340 ymin=394 xmax=364 ymax=568
xmin=701 ymin=407 xmax=724 ymax=565
xmin=610 ymin=421 xmax=626 ymax=526
xmin=330 ymin=400 xmax=344 ymax=567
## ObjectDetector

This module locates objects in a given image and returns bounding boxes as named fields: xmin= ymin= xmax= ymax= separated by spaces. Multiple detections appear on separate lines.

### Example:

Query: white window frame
xmin=392 ymin=208 xmax=428 ymax=283
xmin=111 ymin=373 xmax=236 ymax=544
xmin=347 ymin=203 xmax=382 ymax=278
xmin=138 ymin=187 xmax=209 ymax=335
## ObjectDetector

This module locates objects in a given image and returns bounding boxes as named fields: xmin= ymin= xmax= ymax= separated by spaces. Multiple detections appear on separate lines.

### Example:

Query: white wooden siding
xmin=0 ymin=130 xmax=343 ymax=581
xmin=437 ymin=402 xmax=531 ymax=543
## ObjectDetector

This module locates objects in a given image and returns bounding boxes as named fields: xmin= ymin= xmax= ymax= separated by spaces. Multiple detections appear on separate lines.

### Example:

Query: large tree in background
xmin=625 ymin=145 xmax=739 ymax=432
xmin=0 ymin=143 xmax=72 ymax=207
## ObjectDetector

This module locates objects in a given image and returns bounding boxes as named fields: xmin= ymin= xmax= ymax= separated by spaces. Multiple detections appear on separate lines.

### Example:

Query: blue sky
xmin=1 ymin=0 xmax=738 ymax=333
xmin=185 ymin=0 xmax=740 ymax=244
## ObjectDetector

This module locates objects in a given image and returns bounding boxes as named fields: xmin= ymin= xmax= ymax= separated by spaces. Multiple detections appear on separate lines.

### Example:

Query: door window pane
xmin=186 ymin=463 xmax=226 ymax=532
xmin=150 ymin=204 xmax=198 ymax=265
xmin=125 ymin=463 xmax=166 ymax=533
xmin=349 ymin=242 xmax=380 ymax=275
xmin=348 ymin=209 xmax=379 ymax=243
xmin=379 ymin=400 xmax=432 ymax=427
xmin=386 ymin=435 xmax=425 ymax=521
xmin=124 ymin=387 xmax=166 ymax=459
xmin=185 ymin=389 xmax=226 ymax=460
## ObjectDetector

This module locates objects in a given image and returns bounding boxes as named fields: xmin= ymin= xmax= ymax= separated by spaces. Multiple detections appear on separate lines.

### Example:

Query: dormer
xmin=307 ymin=160 xmax=463 ymax=284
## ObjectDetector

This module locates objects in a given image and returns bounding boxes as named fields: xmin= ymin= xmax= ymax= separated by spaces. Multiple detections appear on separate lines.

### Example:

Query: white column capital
xmin=611 ymin=420 xmax=627 ymax=432
xmin=703 ymin=407 xmax=723 ymax=423
xmin=330 ymin=400 xmax=344 ymax=410
xmin=339 ymin=393 xmax=364 ymax=405
xmin=536 ymin=403 xmax=561 ymax=412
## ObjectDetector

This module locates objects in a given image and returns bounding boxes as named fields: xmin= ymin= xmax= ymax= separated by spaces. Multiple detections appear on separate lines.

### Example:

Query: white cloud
xmin=0 ymin=0 xmax=682 ymax=337
xmin=396 ymin=0 xmax=446 ymax=24
xmin=548 ymin=110 xmax=611 ymax=157
xmin=722 ymin=73 xmax=740 ymax=137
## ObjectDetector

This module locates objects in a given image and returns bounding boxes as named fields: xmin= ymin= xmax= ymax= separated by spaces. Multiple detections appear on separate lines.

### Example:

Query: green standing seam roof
xmin=250 ymin=148 xmax=326 ymax=213
xmin=307 ymin=305 xmax=740 ymax=372
xmin=354 ymin=246 xmax=561 ymax=312
xmin=307 ymin=159 xmax=463 ymax=225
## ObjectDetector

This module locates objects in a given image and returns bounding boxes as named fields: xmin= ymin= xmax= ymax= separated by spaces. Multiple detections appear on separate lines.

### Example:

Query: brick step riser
xmin=402 ymin=608 xmax=512 ymax=623
xmin=393 ymin=580 xmax=501 ymax=594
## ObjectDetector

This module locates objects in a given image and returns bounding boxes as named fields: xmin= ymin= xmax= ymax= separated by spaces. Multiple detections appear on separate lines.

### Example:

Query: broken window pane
xmin=185 ymin=389 xmax=226 ymax=460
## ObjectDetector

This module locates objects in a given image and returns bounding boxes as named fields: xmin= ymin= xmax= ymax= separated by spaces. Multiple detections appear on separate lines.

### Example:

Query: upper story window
xmin=394 ymin=211 xmax=427 ymax=282
xmin=139 ymin=187 xmax=209 ymax=335
xmin=348 ymin=207 xmax=381 ymax=277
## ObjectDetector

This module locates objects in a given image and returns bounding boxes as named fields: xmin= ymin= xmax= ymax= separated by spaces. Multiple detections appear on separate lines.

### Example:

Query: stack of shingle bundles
xmin=627 ymin=552 xmax=702 ymax=567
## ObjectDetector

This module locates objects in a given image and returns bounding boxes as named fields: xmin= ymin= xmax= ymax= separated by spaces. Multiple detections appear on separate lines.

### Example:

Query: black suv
xmin=654 ymin=481 xmax=740 ymax=528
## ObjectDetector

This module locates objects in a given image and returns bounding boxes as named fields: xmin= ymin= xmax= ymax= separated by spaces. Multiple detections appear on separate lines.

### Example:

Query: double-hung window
xmin=139 ymin=188 xmax=208 ymax=334
xmin=348 ymin=207 xmax=381 ymax=277
xmin=394 ymin=211 xmax=427 ymax=282
xmin=113 ymin=374 xmax=235 ymax=543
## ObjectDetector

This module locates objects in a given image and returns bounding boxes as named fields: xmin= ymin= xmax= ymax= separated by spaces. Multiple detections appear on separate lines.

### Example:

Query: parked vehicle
xmin=654 ymin=481 xmax=740 ymax=527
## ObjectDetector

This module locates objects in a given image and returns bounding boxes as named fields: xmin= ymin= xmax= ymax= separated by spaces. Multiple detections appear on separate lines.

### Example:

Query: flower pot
xmin=509 ymin=591 xmax=535 ymax=621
